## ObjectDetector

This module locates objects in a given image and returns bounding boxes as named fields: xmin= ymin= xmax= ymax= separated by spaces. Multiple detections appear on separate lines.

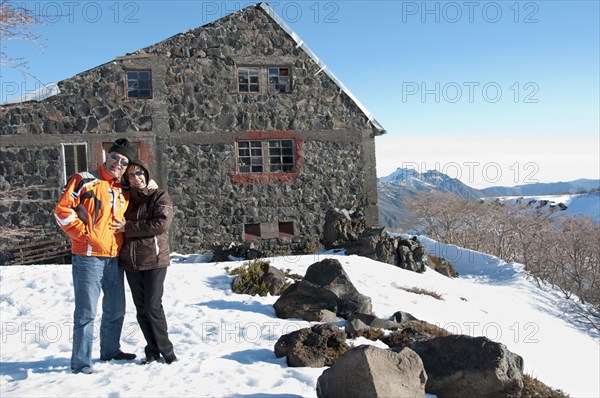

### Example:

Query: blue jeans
xmin=71 ymin=255 xmax=125 ymax=372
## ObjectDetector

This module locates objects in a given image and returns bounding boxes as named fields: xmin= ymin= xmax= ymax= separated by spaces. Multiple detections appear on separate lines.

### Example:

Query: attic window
xmin=238 ymin=67 xmax=260 ymax=93
xmin=268 ymin=67 xmax=291 ymax=93
xmin=237 ymin=66 xmax=292 ymax=94
xmin=126 ymin=70 xmax=152 ymax=99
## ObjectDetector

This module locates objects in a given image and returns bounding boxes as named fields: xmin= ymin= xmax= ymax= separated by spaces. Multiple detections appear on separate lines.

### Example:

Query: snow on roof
xmin=2 ymin=82 xmax=60 ymax=105
xmin=258 ymin=2 xmax=387 ymax=135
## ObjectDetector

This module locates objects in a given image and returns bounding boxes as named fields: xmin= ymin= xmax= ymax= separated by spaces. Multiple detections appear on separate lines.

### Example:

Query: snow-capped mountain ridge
xmin=377 ymin=167 xmax=600 ymax=229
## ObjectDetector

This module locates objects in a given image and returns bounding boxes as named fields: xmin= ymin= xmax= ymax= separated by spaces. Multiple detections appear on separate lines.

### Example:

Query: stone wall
xmin=163 ymin=138 xmax=367 ymax=254
xmin=0 ymin=4 xmax=382 ymax=261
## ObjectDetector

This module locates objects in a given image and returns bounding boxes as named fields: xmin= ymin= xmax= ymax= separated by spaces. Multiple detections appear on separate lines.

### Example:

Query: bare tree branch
xmin=0 ymin=0 xmax=46 ymax=78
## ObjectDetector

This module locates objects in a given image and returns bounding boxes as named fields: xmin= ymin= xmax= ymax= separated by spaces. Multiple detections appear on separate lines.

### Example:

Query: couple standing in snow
xmin=54 ymin=138 xmax=177 ymax=374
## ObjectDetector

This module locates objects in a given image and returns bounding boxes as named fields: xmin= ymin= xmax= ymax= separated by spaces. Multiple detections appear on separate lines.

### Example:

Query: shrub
xmin=283 ymin=269 xmax=303 ymax=282
xmin=227 ymin=259 xmax=273 ymax=297
xmin=303 ymin=241 xmax=320 ymax=254
xmin=382 ymin=320 xmax=451 ymax=348
xmin=515 ymin=374 xmax=569 ymax=397
xmin=428 ymin=255 xmax=459 ymax=277
xmin=397 ymin=286 xmax=444 ymax=300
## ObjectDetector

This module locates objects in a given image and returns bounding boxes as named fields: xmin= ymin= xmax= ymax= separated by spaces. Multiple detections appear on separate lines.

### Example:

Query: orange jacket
xmin=54 ymin=165 xmax=130 ymax=257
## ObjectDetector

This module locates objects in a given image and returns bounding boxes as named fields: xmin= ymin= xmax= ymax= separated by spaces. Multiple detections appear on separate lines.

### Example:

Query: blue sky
xmin=1 ymin=0 xmax=598 ymax=188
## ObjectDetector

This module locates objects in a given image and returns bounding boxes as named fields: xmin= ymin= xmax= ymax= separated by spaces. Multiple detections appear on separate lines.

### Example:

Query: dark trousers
xmin=125 ymin=267 xmax=174 ymax=359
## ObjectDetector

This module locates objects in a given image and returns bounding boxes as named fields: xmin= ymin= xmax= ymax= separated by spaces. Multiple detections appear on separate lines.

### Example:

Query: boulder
xmin=408 ymin=335 xmax=524 ymax=398
xmin=212 ymin=242 xmax=261 ymax=261
xmin=383 ymin=320 xmax=451 ymax=349
xmin=272 ymin=280 xmax=340 ymax=321
xmin=345 ymin=229 xmax=428 ymax=273
xmin=389 ymin=310 xmax=419 ymax=323
xmin=397 ymin=237 xmax=428 ymax=273
xmin=322 ymin=208 xmax=366 ymax=249
xmin=316 ymin=345 xmax=427 ymax=398
xmin=273 ymin=258 xmax=372 ymax=321
xmin=231 ymin=261 xmax=287 ymax=296
xmin=346 ymin=312 xmax=402 ymax=330
xmin=274 ymin=323 xmax=349 ymax=367
xmin=344 ymin=227 xmax=398 ymax=265
xmin=344 ymin=318 xmax=373 ymax=339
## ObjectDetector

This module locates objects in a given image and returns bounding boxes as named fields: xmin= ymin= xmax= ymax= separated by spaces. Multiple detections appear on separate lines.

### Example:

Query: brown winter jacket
xmin=119 ymin=160 xmax=173 ymax=271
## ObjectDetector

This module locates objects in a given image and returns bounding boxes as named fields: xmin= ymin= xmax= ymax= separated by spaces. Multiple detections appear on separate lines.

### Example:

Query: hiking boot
xmin=141 ymin=356 xmax=158 ymax=365
xmin=163 ymin=353 xmax=178 ymax=364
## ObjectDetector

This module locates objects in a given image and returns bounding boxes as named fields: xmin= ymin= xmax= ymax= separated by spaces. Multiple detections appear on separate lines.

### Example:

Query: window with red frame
xmin=237 ymin=139 xmax=295 ymax=174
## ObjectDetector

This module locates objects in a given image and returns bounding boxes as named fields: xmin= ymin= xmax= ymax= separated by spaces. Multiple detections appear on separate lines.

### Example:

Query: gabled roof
xmin=258 ymin=2 xmax=386 ymax=135
xmin=3 ymin=2 xmax=387 ymax=135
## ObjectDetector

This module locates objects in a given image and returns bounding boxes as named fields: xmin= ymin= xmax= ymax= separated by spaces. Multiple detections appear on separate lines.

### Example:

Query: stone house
xmin=0 ymin=2 xmax=385 ymax=262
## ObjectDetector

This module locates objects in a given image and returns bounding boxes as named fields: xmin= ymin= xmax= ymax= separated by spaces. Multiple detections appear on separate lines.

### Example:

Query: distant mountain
xmin=378 ymin=168 xmax=600 ymax=229
xmin=378 ymin=168 xmax=483 ymax=228
xmin=481 ymin=179 xmax=600 ymax=197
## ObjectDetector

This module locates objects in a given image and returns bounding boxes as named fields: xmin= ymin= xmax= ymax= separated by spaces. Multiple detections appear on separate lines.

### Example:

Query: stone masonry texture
xmin=0 ymin=4 xmax=383 ymax=262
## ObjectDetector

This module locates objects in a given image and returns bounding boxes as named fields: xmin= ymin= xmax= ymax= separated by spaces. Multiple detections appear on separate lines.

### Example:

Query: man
xmin=54 ymin=138 xmax=137 ymax=374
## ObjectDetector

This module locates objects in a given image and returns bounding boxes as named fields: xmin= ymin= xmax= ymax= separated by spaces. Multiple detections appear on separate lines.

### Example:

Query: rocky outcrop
xmin=408 ymin=335 xmax=524 ymax=398
xmin=316 ymin=345 xmax=427 ymax=398
xmin=345 ymin=228 xmax=429 ymax=273
xmin=321 ymin=208 xmax=366 ymax=249
xmin=273 ymin=258 xmax=372 ymax=321
xmin=274 ymin=323 xmax=349 ymax=367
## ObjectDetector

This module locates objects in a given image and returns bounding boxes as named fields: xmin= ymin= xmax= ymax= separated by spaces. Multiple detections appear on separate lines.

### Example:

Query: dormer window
xmin=126 ymin=70 xmax=152 ymax=99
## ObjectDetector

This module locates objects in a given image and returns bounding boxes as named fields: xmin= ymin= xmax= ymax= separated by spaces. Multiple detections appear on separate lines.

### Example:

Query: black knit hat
xmin=108 ymin=138 xmax=136 ymax=162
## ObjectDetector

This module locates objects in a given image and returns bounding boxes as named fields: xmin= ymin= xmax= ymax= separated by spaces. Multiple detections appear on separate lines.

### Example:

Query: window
xmin=268 ymin=140 xmax=294 ymax=172
xmin=237 ymin=66 xmax=291 ymax=94
xmin=268 ymin=67 xmax=291 ymax=93
xmin=237 ymin=139 xmax=295 ymax=174
xmin=278 ymin=222 xmax=294 ymax=238
xmin=238 ymin=141 xmax=263 ymax=173
xmin=62 ymin=143 xmax=88 ymax=180
xmin=244 ymin=224 xmax=261 ymax=240
xmin=231 ymin=131 xmax=302 ymax=185
xmin=238 ymin=67 xmax=260 ymax=93
xmin=126 ymin=70 xmax=152 ymax=98
xmin=243 ymin=222 xmax=294 ymax=240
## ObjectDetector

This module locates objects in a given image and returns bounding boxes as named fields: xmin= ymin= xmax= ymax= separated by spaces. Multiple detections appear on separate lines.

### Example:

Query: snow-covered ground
xmin=495 ymin=191 xmax=600 ymax=223
xmin=1 ymin=240 xmax=599 ymax=397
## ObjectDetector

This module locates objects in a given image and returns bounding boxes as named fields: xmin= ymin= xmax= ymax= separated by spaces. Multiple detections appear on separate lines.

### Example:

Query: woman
xmin=117 ymin=160 xmax=177 ymax=365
